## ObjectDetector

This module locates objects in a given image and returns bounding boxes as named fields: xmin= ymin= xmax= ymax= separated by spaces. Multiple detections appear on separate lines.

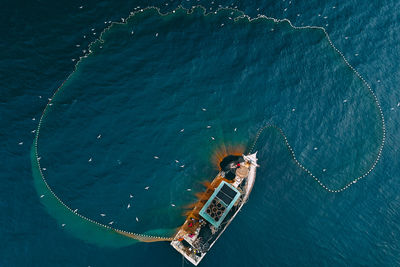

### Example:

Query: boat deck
xmin=171 ymin=153 xmax=258 ymax=266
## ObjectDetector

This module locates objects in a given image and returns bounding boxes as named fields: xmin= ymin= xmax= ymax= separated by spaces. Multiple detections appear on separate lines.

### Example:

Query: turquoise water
xmin=3 ymin=1 xmax=400 ymax=266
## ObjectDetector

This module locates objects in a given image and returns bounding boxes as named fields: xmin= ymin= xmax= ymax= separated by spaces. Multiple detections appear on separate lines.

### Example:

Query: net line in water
xmin=249 ymin=123 xmax=385 ymax=192
xmin=32 ymin=5 xmax=386 ymax=242
xmin=247 ymin=15 xmax=385 ymax=193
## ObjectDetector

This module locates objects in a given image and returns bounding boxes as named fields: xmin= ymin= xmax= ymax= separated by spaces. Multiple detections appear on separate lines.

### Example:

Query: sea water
xmin=2 ymin=0 xmax=400 ymax=266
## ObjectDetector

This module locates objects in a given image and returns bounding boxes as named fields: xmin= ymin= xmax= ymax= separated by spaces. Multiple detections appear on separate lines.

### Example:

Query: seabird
xmin=155 ymin=33 xmax=159 ymax=37
xmin=180 ymin=129 xmax=184 ymax=132
xmin=211 ymin=137 xmax=215 ymax=140
xmin=234 ymin=128 xmax=237 ymax=132
xmin=180 ymin=165 xmax=185 ymax=168
xmin=32 ymin=118 xmax=36 ymax=121
xmin=202 ymin=108 xmax=207 ymax=111
xmin=62 ymin=224 xmax=66 ymax=227
xmin=42 ymin=168 xmax=46 ymax=171
xmin=154 ymin=156 xmax=159 ymax=159
xmin=74 ymin=209 xmax=78 ymax=213
xmin=175 ymin=160 xmax=179 ymax=163
xmin=109 ymin=221 xmax=114 ymax=225
xmin=206 ymin=126 xmax=211 ymax=128
xmin=18 ymin=142 xmax=23 ymax=145
xmin=40 ymin=194 xmax=44 ymax=198
xmin=79 ymin=6 xmax=83 ymax=9
xmin=136 ymin=217 xmax=139 ymax=222
xmin=100 ymin=214 xmax=106 ymax=217
xmin=145 ymin=186 xmax=150 ymax=190
xmin=314 ymin=147 xmax=318 ymax=150
xmin=129 ymin=194 xmax=133 ymax=198
xmin=127 ymin=203 xmax=131 ymax=209
xmin=88 ymin=157 xmax=92 ymax=162
xmin=171 ymin=204 xmax=175 ymax=207
xmin=97 ymin=134 xmax=101 ymax=139
xmin=186 ymin=189 xmax=191 ymax=191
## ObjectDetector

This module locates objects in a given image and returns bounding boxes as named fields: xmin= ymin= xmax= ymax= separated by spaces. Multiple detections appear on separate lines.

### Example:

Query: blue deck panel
xmin=199 ymin=181 xmax=241 ymax=228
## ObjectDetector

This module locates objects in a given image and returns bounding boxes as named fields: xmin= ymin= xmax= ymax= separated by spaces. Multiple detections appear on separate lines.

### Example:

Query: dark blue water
xmin=2 ymin=0 xmax=400 ymax=266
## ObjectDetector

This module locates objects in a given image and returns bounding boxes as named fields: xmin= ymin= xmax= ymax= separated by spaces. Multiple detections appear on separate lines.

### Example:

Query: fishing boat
xmin=171 ymin=152 xmax=259 ymax=265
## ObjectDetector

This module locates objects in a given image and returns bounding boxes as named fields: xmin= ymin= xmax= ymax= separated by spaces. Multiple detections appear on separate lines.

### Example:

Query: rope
xmin=32 ymin=6 xmax=386 ymax=243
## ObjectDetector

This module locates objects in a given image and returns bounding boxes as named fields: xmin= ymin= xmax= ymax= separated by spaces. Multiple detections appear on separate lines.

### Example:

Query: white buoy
xmin=154 ymin=156 xmax=159 ymax=159
xmin=186 ymin=189 xmax=191 ymax=191
xmin=202 ymin=108 xmax=207 ymax=111
xmin=155 ymin=33 xmax=158 ymax=37
xmin=18 ymin=142 xmax=23 ymax=145
xmin=171 ymin=204 xmax=176 ymax=207
xmin=234 ymin=128 xmax=237 ymax=132
xmin=206 ymin=125 xmax=211 ymax=128
xmin=314 ymin=147 xmax=318 ymax=150
xmin=42 ymin=168 xmax=46 ymax=171
xmin=211 ymin=137 xmax=215 ymax=140
xmin=100 ymin=214 xmax=106 ymax=217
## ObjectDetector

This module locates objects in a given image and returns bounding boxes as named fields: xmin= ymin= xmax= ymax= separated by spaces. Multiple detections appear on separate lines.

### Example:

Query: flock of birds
xmin=32 ymin=102 xmax=240 ymax=228
xmin=21 ymin=1 xmax=396 ymax=230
